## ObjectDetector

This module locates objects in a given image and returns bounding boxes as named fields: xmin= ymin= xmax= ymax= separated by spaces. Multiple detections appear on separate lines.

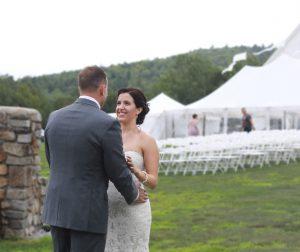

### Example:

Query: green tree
xmin=153 ymin=54 xmax=224 ymax=104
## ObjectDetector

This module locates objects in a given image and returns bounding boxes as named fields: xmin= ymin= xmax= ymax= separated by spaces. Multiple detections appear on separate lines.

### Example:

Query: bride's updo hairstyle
xmin=117 ymin=88 xmax=150 ymax=125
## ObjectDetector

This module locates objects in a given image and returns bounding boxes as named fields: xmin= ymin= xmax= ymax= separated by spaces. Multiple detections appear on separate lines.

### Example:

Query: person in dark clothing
xmin=241 ymin=107 xmax=255 ymax=133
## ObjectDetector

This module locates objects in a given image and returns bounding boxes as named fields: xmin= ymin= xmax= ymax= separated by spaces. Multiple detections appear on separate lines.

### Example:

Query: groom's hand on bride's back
xmin=134 ymin=182 xmax=148 ymax=203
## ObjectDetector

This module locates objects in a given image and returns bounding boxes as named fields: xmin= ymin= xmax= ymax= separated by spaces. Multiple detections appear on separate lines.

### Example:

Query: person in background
xmin=241 ymin=107 xmax=255 ymax=133
xmin=188 ymin=114 xmax=200 ymax=136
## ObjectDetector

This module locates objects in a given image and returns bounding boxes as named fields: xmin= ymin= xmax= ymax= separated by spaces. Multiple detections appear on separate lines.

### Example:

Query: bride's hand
xmin=126 ymin=156 xmax=138 ymax=174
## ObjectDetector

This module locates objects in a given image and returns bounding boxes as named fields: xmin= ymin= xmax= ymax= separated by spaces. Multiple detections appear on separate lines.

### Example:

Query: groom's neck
xmin=80 ymin=92 xmax=100 ymax=102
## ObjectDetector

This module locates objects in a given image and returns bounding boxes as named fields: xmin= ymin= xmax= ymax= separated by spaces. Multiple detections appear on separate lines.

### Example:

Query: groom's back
xmin=43 ymin=99 xmax=115 ymax=233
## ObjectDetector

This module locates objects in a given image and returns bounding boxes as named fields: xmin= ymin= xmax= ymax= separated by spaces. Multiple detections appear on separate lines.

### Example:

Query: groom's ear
xmin=98 ymin=82 xmax=107 ymax=97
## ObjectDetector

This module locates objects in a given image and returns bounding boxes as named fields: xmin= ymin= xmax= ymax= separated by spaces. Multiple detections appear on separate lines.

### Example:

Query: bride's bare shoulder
xmin=139 ymin=130 xmax=157 ymax=149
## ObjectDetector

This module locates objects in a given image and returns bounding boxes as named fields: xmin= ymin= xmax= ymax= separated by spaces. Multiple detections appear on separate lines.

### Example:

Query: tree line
xmin=0 ymin=45 xmax=274 ymax=127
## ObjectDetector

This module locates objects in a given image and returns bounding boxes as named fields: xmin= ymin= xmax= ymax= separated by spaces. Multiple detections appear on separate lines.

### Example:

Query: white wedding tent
xmin=186 ymin=54 xmax=300 ymax=134
xmin=266 ymin=24 xmax=300 ymax=64
xmin=141 ymin=93 xmax=186 ymax=139
xmin=187 ymin=54 xmax=300 ymax=110
xmin=146 ymin=92 xmax=185 ymax=114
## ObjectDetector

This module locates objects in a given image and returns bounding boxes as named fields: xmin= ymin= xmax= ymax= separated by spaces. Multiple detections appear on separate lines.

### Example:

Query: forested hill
xmin=0 ymin=45 xmax=274 ymax=126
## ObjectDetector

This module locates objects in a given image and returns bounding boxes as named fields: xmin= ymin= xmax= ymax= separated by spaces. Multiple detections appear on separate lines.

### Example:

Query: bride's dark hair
xmin=117 ymin=88 xmax=150 ymax=125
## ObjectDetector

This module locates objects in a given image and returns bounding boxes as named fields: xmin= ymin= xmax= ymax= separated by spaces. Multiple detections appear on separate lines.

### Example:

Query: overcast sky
xmin=0 ymin=0 xmax=299 ymax=78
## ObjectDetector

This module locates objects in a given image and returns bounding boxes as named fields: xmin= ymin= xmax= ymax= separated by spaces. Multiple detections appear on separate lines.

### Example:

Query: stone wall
xmin=0 ymin=106 xmax=47 ymax=238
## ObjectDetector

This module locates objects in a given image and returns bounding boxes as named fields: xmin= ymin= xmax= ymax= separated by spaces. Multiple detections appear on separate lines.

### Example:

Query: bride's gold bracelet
xmin=141 ymin=171 xmax=149 ymax=184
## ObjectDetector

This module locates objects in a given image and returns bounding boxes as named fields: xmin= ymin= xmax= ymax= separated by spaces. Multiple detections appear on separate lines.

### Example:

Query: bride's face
xmin=116 ymin=93 xmax=141 ymax=124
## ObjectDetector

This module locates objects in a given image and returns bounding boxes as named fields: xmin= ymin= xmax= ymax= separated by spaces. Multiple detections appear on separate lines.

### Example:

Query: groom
xmin=42 ymin=66 xmax=148 ymax=252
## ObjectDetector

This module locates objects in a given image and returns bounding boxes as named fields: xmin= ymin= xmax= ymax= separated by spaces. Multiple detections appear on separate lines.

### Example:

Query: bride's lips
xmin=117 ymin=111 xmax=127 ymax=117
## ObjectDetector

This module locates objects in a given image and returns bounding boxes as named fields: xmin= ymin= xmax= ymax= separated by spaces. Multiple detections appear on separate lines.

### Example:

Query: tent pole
xmin=171 ymin=114 xmax=175 ymax=138
xmin=164 ymin=111 xmax=167 ymax=139
xmin=184 ymin=109 xmax=188 ymax=137
xmin=202 ymin=113 xmax=206 ymax=136
xmin=266 ymin=108 xmax=271 ymax=130
xmin=223 ymin=109 xmax=228 ymax=134
xmin=283 ymin=110 xmax=287 ymax=130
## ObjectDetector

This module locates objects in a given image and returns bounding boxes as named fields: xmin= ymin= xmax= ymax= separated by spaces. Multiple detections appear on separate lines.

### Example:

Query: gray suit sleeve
xmin=102 ymin=120 xmax=138 ymax=204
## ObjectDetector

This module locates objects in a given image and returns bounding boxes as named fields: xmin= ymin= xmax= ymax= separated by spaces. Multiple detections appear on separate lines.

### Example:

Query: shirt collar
xmin=79 ymin=95 xmax=101 ymax=109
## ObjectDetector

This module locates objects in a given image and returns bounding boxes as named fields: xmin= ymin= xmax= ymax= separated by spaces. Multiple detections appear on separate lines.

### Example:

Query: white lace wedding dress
xmin=105 ymin=151 xmax=151 ymax=252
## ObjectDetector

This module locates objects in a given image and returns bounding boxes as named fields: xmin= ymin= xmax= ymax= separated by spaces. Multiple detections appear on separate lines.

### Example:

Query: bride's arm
xmin=140 ymin=135 xmax=159 ymax=189
xmin=127 ymin=136 xmax=159 ymax=189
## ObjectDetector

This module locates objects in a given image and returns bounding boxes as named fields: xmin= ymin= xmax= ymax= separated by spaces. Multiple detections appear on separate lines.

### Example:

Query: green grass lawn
xmin=39 ymin=142 xmax=50 ymax=178
xmin=2 ymin=145 xmax=300 ymax=251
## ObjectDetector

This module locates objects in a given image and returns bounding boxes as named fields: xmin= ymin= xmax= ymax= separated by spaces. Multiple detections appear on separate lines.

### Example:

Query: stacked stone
xmin=0 ymin=106 xmax=46 ymax=238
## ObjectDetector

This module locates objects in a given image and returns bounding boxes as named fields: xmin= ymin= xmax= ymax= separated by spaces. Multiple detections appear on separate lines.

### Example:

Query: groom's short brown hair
xmin=78 ymin=66 xmax=107 ymax=91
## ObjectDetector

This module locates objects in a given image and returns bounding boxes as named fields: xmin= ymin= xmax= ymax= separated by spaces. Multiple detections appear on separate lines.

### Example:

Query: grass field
xmin=1 ymin=145 xmax=300 ymax=251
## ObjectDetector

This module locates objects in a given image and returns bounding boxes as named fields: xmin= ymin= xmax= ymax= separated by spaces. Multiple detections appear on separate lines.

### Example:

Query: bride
xmin=105 ymin=87 xmax=159 ymax=252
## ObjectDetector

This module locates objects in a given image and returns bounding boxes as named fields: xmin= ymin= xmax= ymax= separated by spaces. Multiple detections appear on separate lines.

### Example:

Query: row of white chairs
xmin=157 ymin=130 xmax=300 ymax=175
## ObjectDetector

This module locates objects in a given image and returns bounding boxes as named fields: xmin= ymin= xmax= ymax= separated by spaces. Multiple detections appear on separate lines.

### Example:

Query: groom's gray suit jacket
xmin=42 ymin=98 xmax=138 ymax=234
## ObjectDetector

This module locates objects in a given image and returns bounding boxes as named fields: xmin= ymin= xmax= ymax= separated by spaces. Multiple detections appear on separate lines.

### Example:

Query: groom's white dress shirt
xmin=79 ymin=95 xmax=101 ymax=109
